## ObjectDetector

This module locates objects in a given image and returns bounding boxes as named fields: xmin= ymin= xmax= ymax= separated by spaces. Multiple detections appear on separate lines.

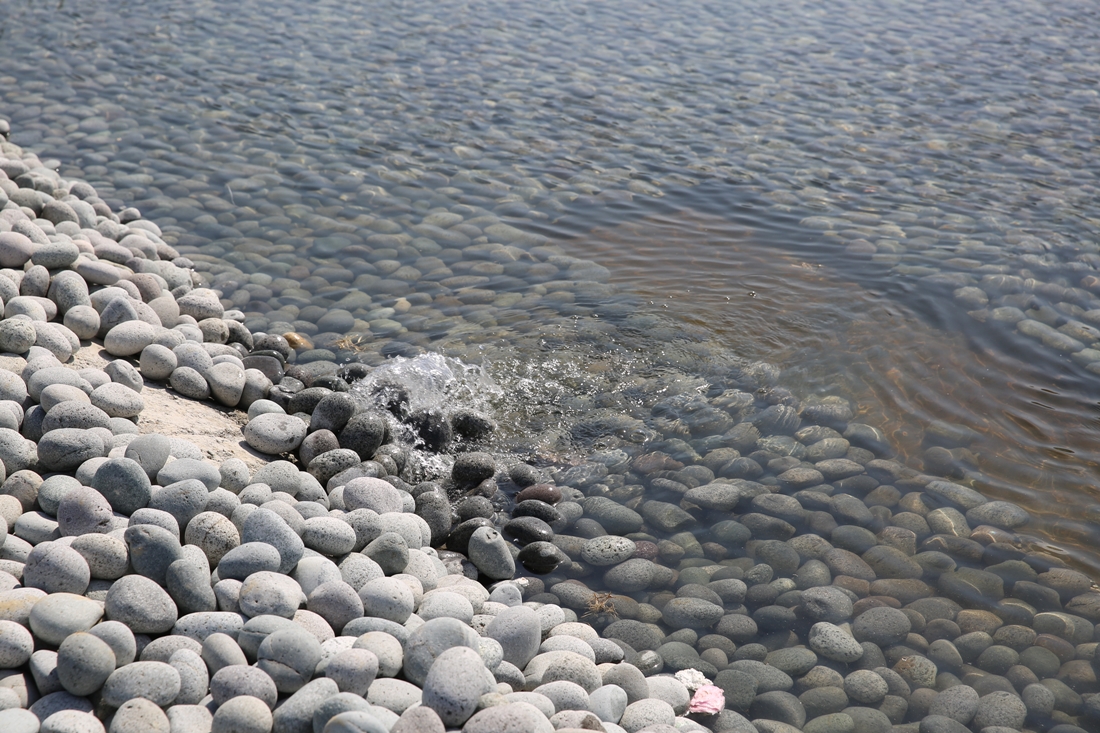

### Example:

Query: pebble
xmin=325 ymin=648 xmax=379 ymax=696
xmin=105 ymin=574 xmax=178 ymax=634
xmin=109 ymin=698 xmax=170 ymax=733
xmin=211 ymin=695 xmax=273 ymax=733
xmin=56 ymin=632 xmax=115 ymax=696
xmin=210 ymin=665 xmax=278 ymax=709
xmin=243 ymin=413 xmax=308 ymax=454
xmin=467 ymin=526 xmax=515 ymax=580
xmin=101 ymin=661 xmax=181 ymax=707
xmin=359 ymin=577 xmax=415 ymax=623
xmin=29 ymin=592 xmax=103 ymax=645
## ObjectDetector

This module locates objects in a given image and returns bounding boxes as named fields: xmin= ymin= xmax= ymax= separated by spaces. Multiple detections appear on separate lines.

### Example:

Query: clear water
xmin=4 ymin=0 xmax=1100 ymax=569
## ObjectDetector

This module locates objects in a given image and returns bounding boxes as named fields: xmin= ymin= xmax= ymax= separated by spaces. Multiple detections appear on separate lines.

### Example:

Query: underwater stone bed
xmin=0 ymin=125 xmax=1098 ymax=733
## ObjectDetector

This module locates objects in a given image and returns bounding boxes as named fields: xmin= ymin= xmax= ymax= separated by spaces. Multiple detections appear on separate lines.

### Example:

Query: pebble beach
xmin=1 ymin=114 xmax=1099 ymax=733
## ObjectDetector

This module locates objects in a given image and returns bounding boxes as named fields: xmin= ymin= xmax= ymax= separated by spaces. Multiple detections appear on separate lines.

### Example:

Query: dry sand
xmin=70 ymin=344 xmax=273 ymax=473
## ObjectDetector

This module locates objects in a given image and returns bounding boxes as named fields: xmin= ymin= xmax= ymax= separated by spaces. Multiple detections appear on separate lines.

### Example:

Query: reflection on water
xmin=574 ymin=209 xmax=1100 ymax=573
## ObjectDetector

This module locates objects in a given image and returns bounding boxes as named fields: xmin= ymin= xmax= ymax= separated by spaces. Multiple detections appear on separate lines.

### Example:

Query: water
xmin=3 ymin=0 xmax=1100 ymax=568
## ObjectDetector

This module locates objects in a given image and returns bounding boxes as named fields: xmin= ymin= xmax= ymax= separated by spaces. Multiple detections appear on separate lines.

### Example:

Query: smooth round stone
xmin=109 ymin=698 xmax=170 ymax=733
xmin=844 ymin=670 xmax=889 ymax=705
xmin=24 ymin=542 xmax=91 ymax=594
xmin=469 ymin=604 xmax=536 ymax=671
xmin=169 ymin=366 xmax=210 ymax=400
xmin=37 ymin=428 xmax=106 ymax=471
xmin=241 ymin=509 xmax=304 ymax=573
xmin=150 ymin=479 xmax=210 ymax=529
xmin=418 ymin=591 xmax=473 ymax=624
xmin=210 ymin=665 xmax=278 ymax=709
xmin=467 ymin=526 xmax=515 ymax=581
xmin=219 ymin=542 xmax=282 ymax=581
xmin=39 ymin=384 xmax=90 ymax=414
xmin=56 ymin=485 xmax=113 ymax=536
xmin=211 ymin=695 xmax=272 ymax=733
xmin=257 ymin=625 xmax=323 ymax=694
xmin=102 ymin=661 xmax=181 ymax=708
xmin=157 ymin=458 xmax=221 ymax=491
xmin=972 ymin=690 xmax=1026 ymax=729
xmin=29 ymin=592 xmax=103 ymax=645
xmin=852 ymin=607 xmax=911 ymax=646
xmin=352 ymin=630 xmax=403 ymax=678
xmin=200 ymin=363 xmax=243 ymax=409
xmin=363 ymin=533 xmax=409 ymax=576
xmin=463 ymin=702 xmax=553 ymax=733
xmin=90 ymin=383 xmax=143 ymax=418
xmin=325 ymin=648 xmax=379 ymax=696
xmin=139 ymin=344 xmax=177 ymax=380
xmin=966 ymin=501 xmax=1030 ymax=529
xmin=104 ymin=321 xmax=157 ymax=357
xmin=244 ymin=413 xmax=308 ymax=455
xmin=40 ymin=710 xmax=105 ymax=733
xmin=125 ymin=523 xmax=183 ymax=585
xmin=421 ymin=646 xmax=495 ymax=727
xmin=239 ymin=571 xmax=305 ymax=618
xmin=589 ymin=684 xmax=629 ymax=724
xmin=105 ymin=574 xmax=178 ymax=634
xmin=929 ymin=684 xmax=979 ymax=724
xmin=0 ymin=232 xmax=33 ymax=267
xmin=0 ymin=619 xmax=32 ymax=668
xmin=808 ymin=622 xmax=865 ymax=663
xmin=308 ymin=581 xmax=364 ymax=635
xmin=42 ymin=400 xmax=111 ymax=432
xmin=661 ymin=597 xmax=724 ymax=629
xmin=342 ymin=477 xmax=403 ymax=514
xmin=57 ymin=632 xmax=115 ymax=696
xmin=167 ymin=647 xmax=209 ymax=705
xmin=0 ymin=320 xmax=36 ymax=354
xmin=177 ymin=289 xmax=224 ymax=321
xmin=619 ymin=698 xmax=675 ymax=732
xmin=313 ymin=692 xmax=374 ymax=731
xmin=63 ymin=306 xmax=100 ymax=341
xmin=359 ymin=577 xmax=415 ymax=624
xmin=185 ymin=511 xmax=240 ymax=567
xmin=580 ymin=536 xmax=637 ymax=566
xmin=0 ymin=709 xmax=39 ymax=733
xmin=302 ymin=516 xmax=357 ymax=556
xmin=604 ymin=558 xmax=656 ymax=593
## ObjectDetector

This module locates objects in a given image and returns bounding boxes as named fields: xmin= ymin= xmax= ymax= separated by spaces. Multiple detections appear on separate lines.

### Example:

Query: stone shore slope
xmin=1 ymin=122 xmax=1100 ymax=733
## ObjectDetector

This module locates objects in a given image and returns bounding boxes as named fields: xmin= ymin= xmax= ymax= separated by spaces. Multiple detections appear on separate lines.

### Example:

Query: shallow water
xmin=4 ymin=0 xmax=1100 ymax=569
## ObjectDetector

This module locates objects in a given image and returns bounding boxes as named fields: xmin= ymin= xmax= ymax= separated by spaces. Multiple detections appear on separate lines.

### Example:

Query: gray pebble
xmin=210 ymin=665 xmax=278 ymax=709
xmin=352 ymin=631 xmax=403 ymax=678
xmin=421 ymin=646 xmax=495 ymax=727
xmin=363 ymin=532 xmax=408 ymax=576
xmin=238 ymin=571 xmax=305 ymax=618
xmin=103 ymin=321 xmax=157 ymax=357
xmin=93 ymin=457 xmax=152 ymax=514
xmin=29 ymin=589 xmax=103 ymax=638
xmin=241 ymin=508 xmax=304 ymax=573
xmin=24 ymin=542 xmax=91 ymax=595
xmin=88 ymin=620 xmax=137 ymax=667
xmin=467 ymin=526 xmax=514 ymax=580
xmin=359 ymin=577 xmax=414 ymax=624
xmin=218 ymin=542 xmax=282 ymax=581
xmin=101 ymin=661 xmax=182 ymax=707
xmin=589 ymin=684 xmax=628 ymax=723
xmin=105 ymin=574 xmax=178 ymax=634
xmin=243 ymin=413 xmax=308 ymax=455
xmin=211 ymin=695 xmax=272 ymax=733
xmin=619 ymin=698 xmax=675 ymax=732
xmin=325 ymin=648 xmax=378 ymax=696
xmin=91 ymin=378 xmax=144 ymax=413
xmin=256 ymin=625 xmax=323 ymax=694
xmin=109 ymin=698 xmax=170 ymax=733
xmin=57 ymin=631 xmax=115 ymax=696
